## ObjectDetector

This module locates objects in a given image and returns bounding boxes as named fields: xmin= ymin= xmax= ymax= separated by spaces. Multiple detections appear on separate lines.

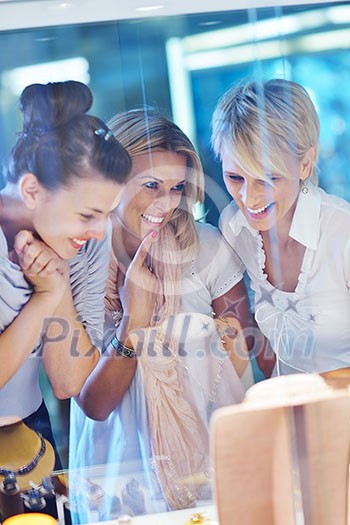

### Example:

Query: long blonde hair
xmin=108 ymin=110 xmax=210 ymax=507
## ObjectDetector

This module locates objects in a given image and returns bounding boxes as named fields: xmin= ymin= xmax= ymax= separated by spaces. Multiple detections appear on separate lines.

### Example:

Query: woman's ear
xmin=20 ymin=173 xmax=43 ymax=210
xmin=300 ymin=146 xmax=315 ymax=181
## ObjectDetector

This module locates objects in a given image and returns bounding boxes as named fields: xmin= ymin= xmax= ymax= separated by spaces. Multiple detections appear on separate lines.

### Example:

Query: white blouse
xmin=69 ymin=222 xmax=246 ymax=520
xmin=220 ymin=185 xmax=350 ymax=375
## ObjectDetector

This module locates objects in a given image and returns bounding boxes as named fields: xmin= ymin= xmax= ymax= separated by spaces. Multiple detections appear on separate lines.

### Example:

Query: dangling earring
xmin=301 ymin=179 xmax=309 ymax=194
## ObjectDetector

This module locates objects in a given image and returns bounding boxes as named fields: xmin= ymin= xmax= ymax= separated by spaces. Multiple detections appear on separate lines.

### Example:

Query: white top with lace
xmin=220 ymin=185 xmax=350 ymax=374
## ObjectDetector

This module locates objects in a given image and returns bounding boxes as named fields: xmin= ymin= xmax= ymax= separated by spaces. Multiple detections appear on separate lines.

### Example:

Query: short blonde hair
xmin=211 ymin=78 xmax=320 ymax=183
xmin=108 ymin=108 xmax=204 ymax=252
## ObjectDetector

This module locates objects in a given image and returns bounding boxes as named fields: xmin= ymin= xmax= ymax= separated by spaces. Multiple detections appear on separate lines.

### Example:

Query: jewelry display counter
xmin=1 ymin=373 xmax=349 ymax=525
xmin=85 ymin=505 xmax=217 ymax=525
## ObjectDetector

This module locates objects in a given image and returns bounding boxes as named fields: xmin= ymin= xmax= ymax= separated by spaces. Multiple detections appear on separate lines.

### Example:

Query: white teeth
xmin=247 ymin=203 xmax=272 ymax=215
xmin=72 ymin=238 xmax=86 ymax=246
xmin=142 ymin=214 xmax=164 ymax=224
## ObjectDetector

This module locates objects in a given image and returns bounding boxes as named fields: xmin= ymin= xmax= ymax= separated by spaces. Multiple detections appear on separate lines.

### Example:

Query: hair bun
xmin=20 ymin=80 xmax=93 ymax=132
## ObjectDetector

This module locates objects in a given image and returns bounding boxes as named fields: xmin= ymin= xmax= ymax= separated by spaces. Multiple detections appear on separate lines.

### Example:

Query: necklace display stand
xmin=211 ymin=374 xmax=350 ymax=525
xmin=0 ymin=419 xmax=55 ymax=521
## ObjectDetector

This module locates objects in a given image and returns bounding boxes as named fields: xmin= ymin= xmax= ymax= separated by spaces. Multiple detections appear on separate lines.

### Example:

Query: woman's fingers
xmin=123 ymin=230 xmax=159 ymax=293
xmin=13 ymin=230 xmax=34 ymax=258
xmin=14 ymin=230 xmax=63 ymax=275
xmin=14 ymin=231 xmax=40 ymax=271
xmin=36 ymin=258 xmax=61 ymax=277
xmin=117 ymin=231 xmax=160 ymax=328
xmin=13 ymin=230 xmax=68 ymax=299
xmin=131 ymin=230 xmax=158 ymax=271
xmin=24 ymin=247 xmax=53 ymax=274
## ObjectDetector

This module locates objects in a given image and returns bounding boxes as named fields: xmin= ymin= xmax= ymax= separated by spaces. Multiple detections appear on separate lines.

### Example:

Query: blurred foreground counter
xmin=83 ymin=505 xmax=217 ymax=525
xmin=32 ymin=372 xmax=349 ymax=525
xmin=320 ymin=367 xmax=350 ymax=390
xmin=50 ymin=470 xmax=217 ymax=525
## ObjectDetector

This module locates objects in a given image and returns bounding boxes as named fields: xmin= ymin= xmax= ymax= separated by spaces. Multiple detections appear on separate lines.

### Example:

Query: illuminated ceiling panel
xmin=0 ymin=0 xmax=348 ymax=31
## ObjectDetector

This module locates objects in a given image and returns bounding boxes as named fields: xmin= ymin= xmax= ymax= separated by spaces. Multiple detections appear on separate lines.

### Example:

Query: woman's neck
xmin=110 ymin=212 xmax=141 ymax=268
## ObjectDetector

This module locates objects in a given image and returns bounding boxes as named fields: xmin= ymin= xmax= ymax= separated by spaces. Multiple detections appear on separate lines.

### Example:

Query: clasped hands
xmin=14 ymin=230 xmax=69 ymax=300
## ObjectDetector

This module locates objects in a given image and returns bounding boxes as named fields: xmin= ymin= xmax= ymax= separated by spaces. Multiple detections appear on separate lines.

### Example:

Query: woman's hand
xmin=75 ymin=231 xmax=160 ymax=419
xmin=14 ymin=230 xmax=69 ymax=300
xmin=118 ymin=231 xmax=159 ymax=331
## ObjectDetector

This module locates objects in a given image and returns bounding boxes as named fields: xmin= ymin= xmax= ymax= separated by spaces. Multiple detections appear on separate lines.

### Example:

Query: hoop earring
xmin=301 ymin=179 xmax=309 ymax=194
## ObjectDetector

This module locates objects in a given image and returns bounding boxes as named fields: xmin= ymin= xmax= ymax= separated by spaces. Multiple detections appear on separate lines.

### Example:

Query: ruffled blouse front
xmin=220 ymin=186 xmax=350 ymax=374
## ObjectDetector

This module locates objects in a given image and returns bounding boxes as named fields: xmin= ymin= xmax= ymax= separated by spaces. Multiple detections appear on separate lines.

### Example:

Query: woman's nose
xmin=153 ymin=193 xmax=174 ymax=213
xmin=240 ymin=180 xmax=269 ymax=208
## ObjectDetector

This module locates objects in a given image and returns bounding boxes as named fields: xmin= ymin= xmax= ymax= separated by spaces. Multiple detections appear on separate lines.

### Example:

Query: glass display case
xmin=0 ymin=1 xmax=349 ymax=523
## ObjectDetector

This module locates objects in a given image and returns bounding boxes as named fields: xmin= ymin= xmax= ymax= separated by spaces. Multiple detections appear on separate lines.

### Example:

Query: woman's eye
xmin=227 ymin=175 xmax=244 ymax=182
xmin=259 ymin=175 xmax=280 ymax=185
xmin=80 ymin=213 xmax=94 ymax=220
xmin=144 ymin=181 xmax=158 ymax=190
xmin=171 ymin=183 xmax=185 ymax=193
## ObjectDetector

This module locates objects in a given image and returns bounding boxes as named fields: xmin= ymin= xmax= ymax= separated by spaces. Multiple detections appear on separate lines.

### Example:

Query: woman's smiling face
xmin=221 ymin=148 xmax=308 ymax=232
xmin=115 ymin=150 xmax=187 ymax=240
xmin=24 ymin=170 xmax=123 ymax=259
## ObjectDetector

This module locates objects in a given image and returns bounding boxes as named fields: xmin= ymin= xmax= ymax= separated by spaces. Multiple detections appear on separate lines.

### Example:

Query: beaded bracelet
xmin=111 ymin=335 xmax=137 ymax=359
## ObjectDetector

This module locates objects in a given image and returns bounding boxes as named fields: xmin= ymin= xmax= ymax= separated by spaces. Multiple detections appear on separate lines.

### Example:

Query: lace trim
xmin=256 ymin=232 xmax=269 ymax=283
xmin=255 ymin=232 xmax=313 ymax=297
xmin=213 ymin=267 xmax=243 ymax=297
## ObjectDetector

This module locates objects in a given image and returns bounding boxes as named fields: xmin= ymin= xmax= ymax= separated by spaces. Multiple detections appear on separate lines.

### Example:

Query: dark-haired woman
xmin=0 ymin=81 xmax=133 ymax=468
